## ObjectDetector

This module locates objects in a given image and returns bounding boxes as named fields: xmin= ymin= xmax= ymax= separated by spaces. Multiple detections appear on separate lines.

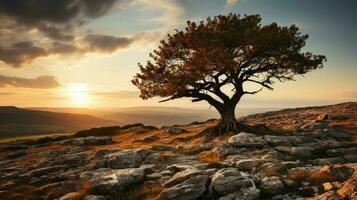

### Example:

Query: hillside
xmin=29 ymin=106 xmax=277 ymax=126
xmin=0 ymin=106 xmax=117 ymax=136
xmin=0 ymin=102 xmax=356 ymax=200
xmin=104 ymin=107 xmax=218 ymax=126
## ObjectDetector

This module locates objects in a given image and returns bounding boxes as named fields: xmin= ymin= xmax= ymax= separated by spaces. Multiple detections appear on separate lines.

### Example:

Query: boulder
xmin=260 ymin=176 xmax=285 ymax=196
xmin=263 ymin=135 xmax=291 ymax=147
xmin=210 ymin=168 xmax=259 ymax=196
xmin=212 ymin=142 xmax=241 ymax=157
xmin=259 ymin=161 xmax=300 ymax=177
xmin=163 ymin=169 xmax=202 ymax=187
xmin=228 ymin=133 xmax=267 ymax=148
xmin=236 ymin=159 xmax=276 ymax=171
xmin=177 ymin=143 xmax=213 ymax=155
xmin=106 ymin=149 xmax=152 ymax=169
xmin=159 ymin=175 xmax=209 ymax=200
xmin=274 ymin=146 xmax=314 ymax=159
xmin=166 ymin=164 xmax=198 ymax=173
xmin=80 ymin=168 xmax=145 ymax=196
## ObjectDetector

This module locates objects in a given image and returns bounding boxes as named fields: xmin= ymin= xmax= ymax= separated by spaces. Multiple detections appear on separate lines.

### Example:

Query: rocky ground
xmin=0 ymin=102 xmax=356 ymax=200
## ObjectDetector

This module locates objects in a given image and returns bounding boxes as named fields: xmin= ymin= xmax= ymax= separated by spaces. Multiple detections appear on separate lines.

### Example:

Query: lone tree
xmin=132 ymin=14 xmax=326 ymax=136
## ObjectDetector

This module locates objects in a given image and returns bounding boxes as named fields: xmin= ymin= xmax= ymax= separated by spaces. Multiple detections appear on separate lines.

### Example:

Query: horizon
xmin=0 ymin=0 xmax=356 ymax=109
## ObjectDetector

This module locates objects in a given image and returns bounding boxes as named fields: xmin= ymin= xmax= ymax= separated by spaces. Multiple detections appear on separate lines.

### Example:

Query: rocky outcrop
xmin=0 ymin=103 xmax=356 ymax=200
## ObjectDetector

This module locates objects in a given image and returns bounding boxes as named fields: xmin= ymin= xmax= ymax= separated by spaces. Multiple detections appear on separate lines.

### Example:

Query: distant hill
xmin=0 ymin=106 xmax=117 ymax=136
xmin=28 ymin=106 xmax=278 ymax=127
xmin=103 ymin=106 xmax=219 ymax=126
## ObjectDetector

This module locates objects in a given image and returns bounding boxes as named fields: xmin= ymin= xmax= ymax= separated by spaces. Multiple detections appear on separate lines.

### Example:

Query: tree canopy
xmin=132 ymin=14 xmax=326 ymax=135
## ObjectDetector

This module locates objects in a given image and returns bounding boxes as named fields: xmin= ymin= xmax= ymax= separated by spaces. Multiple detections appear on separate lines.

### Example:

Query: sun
xmin=66 ymin=83 xmax=90 ymax=107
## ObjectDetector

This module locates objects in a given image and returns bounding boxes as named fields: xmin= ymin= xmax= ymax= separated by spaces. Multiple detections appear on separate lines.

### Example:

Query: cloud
xmin=48 ymin=42 xmax=81 ymax=55
xmin=94 ymin=91 xmax=140 ymax=98
xmin=0 ymin=0 xmax=178 ymax=68
xmin=0 ymin=0 xmax=118 ymax=41
xmin=0 ymin=0 xmax=122 ymax=67
xmin=84 ymin=34 xmax=133 ymax=53
xmin=0 ymin=31 xmax=161 ymax=67
xmin=0 ymin=42 xmax=47 ymax=68
xmin=0 ymin=74 xmax=61 ymax=89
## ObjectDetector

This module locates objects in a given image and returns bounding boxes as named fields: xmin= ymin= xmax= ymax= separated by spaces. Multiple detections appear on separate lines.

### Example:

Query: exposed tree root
xmin=198 ymin=121 xmax=280 ymax=141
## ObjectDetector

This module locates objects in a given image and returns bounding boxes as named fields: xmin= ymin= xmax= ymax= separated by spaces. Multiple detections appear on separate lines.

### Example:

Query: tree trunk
xmin=217 ymin=103 xmax=239 ymax=134
xmin=199 ymin=102 xmax=239 ymax=138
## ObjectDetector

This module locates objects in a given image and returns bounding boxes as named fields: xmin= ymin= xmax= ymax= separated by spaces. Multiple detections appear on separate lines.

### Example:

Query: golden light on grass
xmin=66 ymin=83 xmax=90 ymax=107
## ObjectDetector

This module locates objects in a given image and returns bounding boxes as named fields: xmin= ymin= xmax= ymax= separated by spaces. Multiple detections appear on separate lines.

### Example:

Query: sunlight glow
xmin=66 ymin=83 xmax=90 ymax=107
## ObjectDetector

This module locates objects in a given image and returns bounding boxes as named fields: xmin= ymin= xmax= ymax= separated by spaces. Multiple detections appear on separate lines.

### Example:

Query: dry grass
xmin=198 ymin=151 xmax=223 ymax=164
xmin=76 ymin=179 xmax=91 ymax=198
xmin=97 ymin=121 xmax=218 ymax=150
xmin=288 ymin=166 xmax=354 ymax=184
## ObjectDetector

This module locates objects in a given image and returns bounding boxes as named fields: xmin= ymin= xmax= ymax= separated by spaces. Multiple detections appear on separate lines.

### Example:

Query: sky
xmin=0 ymin=0 xmax=356 ymax=109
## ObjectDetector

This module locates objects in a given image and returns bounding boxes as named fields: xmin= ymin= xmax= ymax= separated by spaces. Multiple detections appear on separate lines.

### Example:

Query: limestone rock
xmin=260 ymin=176 xmax=285 ymax=196
xmin=106 ymin=149 xmax=152 ymax=169
xmin=159 ymin=175 xmax=209 ymax=200
xmin=163 ymin=169 xmax=202 ymax=187
xmin=80 ymin=168 xmax=145 ymax=196
xmin=263 ymin=135 xmax=291 ymax=147
xmin=228 ymin=133 xmax=267 ymax=148
xmin=275 ymin=146 xmax=314 ymax=159
xmin=210 ymin=168 xmax=258 ymax=196
xmin=259 ymin=161 xmax=300 ymax=177
xmin=236 ymin=158 xmax=276 ymax=171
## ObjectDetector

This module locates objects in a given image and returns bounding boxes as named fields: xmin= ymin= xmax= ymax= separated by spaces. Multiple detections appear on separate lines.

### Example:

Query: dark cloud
xmin=94 ymin=91 xmax=140 ymax=98
xmin=0 ymin=0 xmax=118 ymax=31
xmin=84 ymin=34 xmax=133 ymax=53
xmin=48 ymin=42 xmax=80 ymax=55
xmin=37 ymin=24 xmax=75 ymax=41
xmin=0 ymin=33 xmax=138 ymax=67
xmin=0 ymin=74 xmax=61 ymax=89
xmin=0 ymin=42 xmax=47 ymax=67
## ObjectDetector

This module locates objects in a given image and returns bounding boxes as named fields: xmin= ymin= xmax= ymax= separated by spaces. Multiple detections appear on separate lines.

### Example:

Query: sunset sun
xmin=66 ymin=83 xmax=90 ymax=107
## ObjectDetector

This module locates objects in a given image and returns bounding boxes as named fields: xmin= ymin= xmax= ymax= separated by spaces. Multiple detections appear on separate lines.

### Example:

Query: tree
xmin=132 ymin=14 xmax=326 ymax=136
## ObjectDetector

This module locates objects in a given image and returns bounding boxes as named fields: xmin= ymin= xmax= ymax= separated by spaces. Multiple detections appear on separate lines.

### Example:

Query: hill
xmin=0 ymin=106 xmax=117 ymax=136
xmin=29 ymin=106 xmax=277 ymax=127
xmin=0 ymin=102 xmax=356 ymax=199
xmin=103 ymin=106 xmax=218 ymax=126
